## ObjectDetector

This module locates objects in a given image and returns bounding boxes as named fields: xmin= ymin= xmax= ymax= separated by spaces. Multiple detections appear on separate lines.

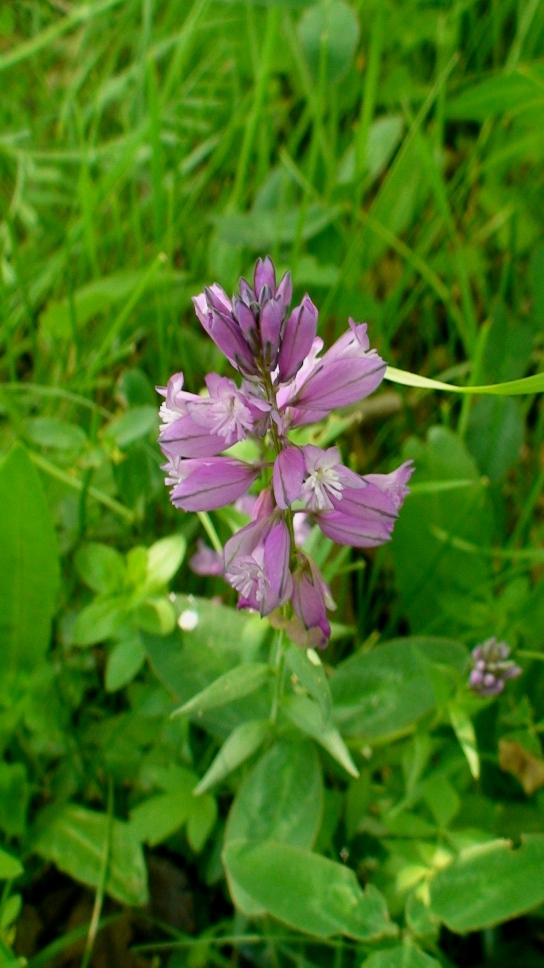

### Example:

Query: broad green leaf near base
xmin=225 ymin=737 xmax=323 ymax=849
xmin=225 ymin=737 xmax=324 ymax=916
xmin=429 ymin=834 xmax=544 ymax=932
xmin=363 ymin=942 xmax=441 ymax=967
xmin=390 ymin=427 xmax=493 ymax=632
xmin=331 ymin=637 xmax=467 ymax=740
xmin=0 ymin=445 xmax=60 ymax=676
xmin=223 ymin=839 xmax=397 ymax=941
xmin=33 ymin=804 xmax=148 ymax=905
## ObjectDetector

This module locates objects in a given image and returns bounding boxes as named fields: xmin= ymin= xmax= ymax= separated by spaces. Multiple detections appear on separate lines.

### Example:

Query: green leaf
xmin=285 ymin=643 xmax=332 ymax=725
xmin=298 ymin=0 xmax=359 ymax=85
xmin=405 ymin=892 xmax=440 ymax=941
xmin=429 ymin=835 xmax=544 ymax=931
xmin=104 ymin=406 xmax=158 ymax=449
xmin=194 ymin=720 xmax=270 ymax=795
xmin=385 ymin=365 xmax=544 ymax=396
xmin=39 ymin=270 xmax=142 ymax=340
xmin=75 ymin=543 xmax=126 ymax=595
xmin=186 ymin=795 xmax=218 ymax=852
xmin=0 ymin=445 xmax=60 ymax=674
xmin=282 ymin=694 xmax=359 ymax=777
xmin=0 ymin=763 xmax=29 ymax=837
xmin=33 ymin=804 xmax=148 ymax=905
xmin=337 ymin=116 xmax=404 ymax=185
xmin=466 ymin=397 xmax=524 ymax=480
xmin=223 ymin=839 xmax=396 ymax=940
xmin=134 ymin=596 xmax=176 ymax=635
xmin=172 ymin=663 xmax=271 ymax=718
xmin=226 ymin=737 xmax=323 ymax=849
xmin=129 ymin=792 xmax=194 ymax=846
xmin=362 ymin=942 xmax=441 ymax=968
xmin=448 ymin=703 xmax=480 ymax=780
xmin=144 ymin=600 xmax=269 ymax=737
xmin=25 ymin=417 xmax=87 ymax=452
xmin=0 ymin=849 xmax=23 ymax=881
xmin=390 ymin=428 xmax=493 ymax=632
xmin=72 ymin=597 xmax=127 ymax=647
xmin=105 ymin=633 xmax=145 ymax=692
xmin=446 ymin=72 xmax=543 ymax=121
xmin=330 ymin=637 xmax=467 ymax=740
xmin=146 ymin=535 xmax=186 ymax=590
xmin=213 ymin=204 xmax=339 ymax=249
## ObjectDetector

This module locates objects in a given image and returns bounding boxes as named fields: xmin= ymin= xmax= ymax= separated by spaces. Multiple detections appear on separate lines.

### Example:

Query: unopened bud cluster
xmin=469 ymin=637 xmax=522 ymax=697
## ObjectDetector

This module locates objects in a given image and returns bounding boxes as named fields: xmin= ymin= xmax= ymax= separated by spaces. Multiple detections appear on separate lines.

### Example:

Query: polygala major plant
xmin=157 ymin=256 xmax=413 ymax=648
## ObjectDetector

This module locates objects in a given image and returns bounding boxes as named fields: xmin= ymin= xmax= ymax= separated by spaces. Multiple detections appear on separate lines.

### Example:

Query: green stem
xmin=80 ymin=777 xmax=114 ymax=968
xmin=269 ymin=629 xmax=285 ymax=725
xmin=197 ymin=511 xmax=223 ymax=554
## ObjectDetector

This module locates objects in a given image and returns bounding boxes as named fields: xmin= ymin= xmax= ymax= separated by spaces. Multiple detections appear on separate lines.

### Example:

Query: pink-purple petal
xmin=273 ymin=446 xmax=306 ymax=509
xmin=170 ymin=458 xmax=258 ymax=511
xmin=277 ymin=296 xmax=318 ymax=384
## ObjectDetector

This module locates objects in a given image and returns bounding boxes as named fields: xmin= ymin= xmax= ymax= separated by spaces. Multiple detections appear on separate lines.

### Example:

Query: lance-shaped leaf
xmin=282 ymin=694 xmax=358 ymax=777
xmin=171 ymin=663 xmax=271 ymax=718
xmin=285 ymin=643 xmax=332 ymax=725
xmin=448 ymin=703 xmax=480 ymax=779
xmin=0 ymin=445 xmax=60 ymax=676
xmin=223 ymin=839 xmax=396 ymax=941
xmin=194 ymin=720 xmax=269 ymax=795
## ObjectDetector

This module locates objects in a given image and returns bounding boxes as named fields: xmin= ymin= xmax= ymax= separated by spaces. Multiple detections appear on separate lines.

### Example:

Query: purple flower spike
xmin=159 ymin=256 xmax=414 ymax=649
xmin=290 ymin=319 xmax=387 ymax=413
xmin=167 ymin=457 xmax=259 ymax=512
xmin=277 ymin=295 xmax=319 ymax=384
xmin=273 ymin=445 xmax=306 ymax=509
xmin=224 ymin=516 xmax=292 ymax=616
xmin=288 ymin=554 xmax=335 ymax=650
xmin=469 ymin=637 xmax=522 ymax=697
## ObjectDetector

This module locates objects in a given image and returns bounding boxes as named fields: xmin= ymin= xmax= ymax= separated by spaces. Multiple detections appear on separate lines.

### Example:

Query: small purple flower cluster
xmin=469 ymin=637 xmax=522 ymax=697
xmin=158 ymin=257 xmax=413 ymax=648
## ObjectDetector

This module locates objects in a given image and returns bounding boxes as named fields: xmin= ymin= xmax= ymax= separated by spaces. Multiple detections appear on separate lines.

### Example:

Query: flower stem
xmin=269 ymin=629 xmax=285 ymax=724
xmin=197 ymin=510 xmax=223 ymax=553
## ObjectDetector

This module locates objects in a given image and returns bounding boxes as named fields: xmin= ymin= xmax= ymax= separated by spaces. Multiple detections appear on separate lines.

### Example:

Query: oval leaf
xmin=0 ymin=848 xmax=23 ymax=881
xmin=429 ymin=835 xmax=544 ymax=932
xmin=226 ymin=737 xmax=323 ymax=849
xmin=223 ymin=839 xmax=396 ymax=941
xmin=33 ymin=804 xmax=148 ymax=906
